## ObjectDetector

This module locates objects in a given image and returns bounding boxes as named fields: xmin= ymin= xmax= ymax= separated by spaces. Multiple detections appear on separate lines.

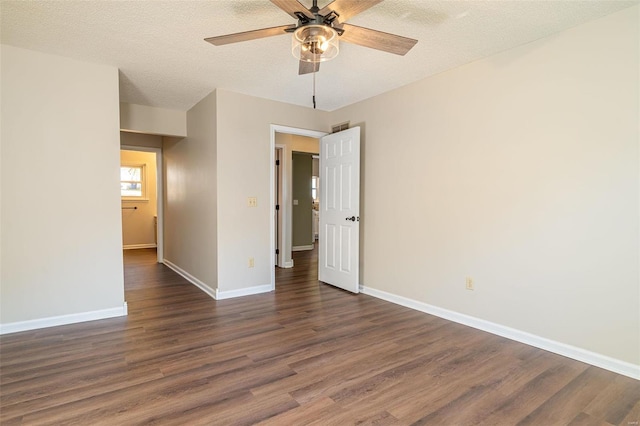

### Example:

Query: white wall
xmin=163 ymin=91 xmax=218 ymax=293
xmin=329 ymin=6 xmax=639 ymax=368
xmin=120 ymin=102 xmax=187 ymax=137
xmin=0 ymin=45 xmax=125 ymax=328
xmin=215 ymin=89 xmax=329 ymax=293
xmin=120 ymin=150 xmax=158 ymax=248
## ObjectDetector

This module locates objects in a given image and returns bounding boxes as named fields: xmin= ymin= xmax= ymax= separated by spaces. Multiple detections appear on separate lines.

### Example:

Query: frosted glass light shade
xmin=292 ymin=25 xmax=339 ymax=63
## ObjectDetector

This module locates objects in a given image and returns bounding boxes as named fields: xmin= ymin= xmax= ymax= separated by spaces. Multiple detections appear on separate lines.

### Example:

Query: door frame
xmin=270 ymin=125 xmax=327 ymax=289
xmin=274 ymin=144 xmax=286 ymax=268
xmin=121 ymin=144 xmax=164 ymax=264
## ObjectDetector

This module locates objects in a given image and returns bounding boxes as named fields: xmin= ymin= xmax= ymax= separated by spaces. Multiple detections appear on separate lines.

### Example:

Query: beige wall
xmin=329 ymin=6 xmax=639 ymax=366
xmin=162 ymin=90 xmax=328 ymax=296
xmin=0 ymin=45 xmax=125 ymax=326
xmin=274 ymin=133 xmax=320 ymax=154
xmin=291 ymin=134 xmax=320 ymax=153
xmin=121 ymin=132 xmax=163 ymax=149
xmin=120 ymin=103 xmax=187 ymax=137
xmin=120 ymin=150 xmax=158 ymax=248
xmin=163 ymin=91 xmax=218 ymax=293
xmin=215 ymin=89 xmax=329 ymax=293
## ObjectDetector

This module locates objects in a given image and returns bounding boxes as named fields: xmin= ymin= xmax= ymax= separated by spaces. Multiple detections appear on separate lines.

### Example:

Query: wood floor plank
xmin=620 ymin=400 xmax=640 ymax=426
xmin=516 ymin=366 xmax=616 ymax=425
xmin=1 ymin=247 xmax=638 ymax=425
xmin=256 ymin=396 xmax=337 ymax=425
xmin=385 ymin=345 xmax=523 ymax=423
xmin=478 ymin=362 xmax=588 ymax=425
xmin=1 ymin=365 xmax=164 ymax=423
xmin=584 ymin=374 xmax=640 ymax=424
xmin=568 ymin=412 xmax=615 ymax=426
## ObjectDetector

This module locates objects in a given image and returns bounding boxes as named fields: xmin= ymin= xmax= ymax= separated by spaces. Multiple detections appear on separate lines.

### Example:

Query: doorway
xmin=120 ymin=145 xmax=164 ymax=263
xmin=270 ymin=125 xmax=327 ymax=288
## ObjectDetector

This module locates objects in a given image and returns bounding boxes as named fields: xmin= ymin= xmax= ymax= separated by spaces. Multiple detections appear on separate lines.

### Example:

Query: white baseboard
xmin=123 ymin=244 xmax=157 ymax=250
xmin=0 ymin=303 xmax=128 ymax=335
xmin=163 ymin=259 xmax=217 ymax=300
xmin=360 ymin=285 xmax=640 ymax=381
xmin=292 ymin=245 xmax=314 ymax=252
xmin=163 ymin=259 xmax=272 ymax=301
xmin=215 ymin=284 xmax=272 ymax=300
xmin=279 ymin=260 xmax=294 ymax=268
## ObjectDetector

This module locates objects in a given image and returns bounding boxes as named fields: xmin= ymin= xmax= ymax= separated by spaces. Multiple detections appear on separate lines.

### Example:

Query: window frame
xmin=120 ymin=163 xmax=147 ymax=201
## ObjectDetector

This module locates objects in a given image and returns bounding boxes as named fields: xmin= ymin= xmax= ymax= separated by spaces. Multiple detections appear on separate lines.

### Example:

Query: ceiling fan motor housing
xmin=292 ymin=24 xmax=339 ymax=63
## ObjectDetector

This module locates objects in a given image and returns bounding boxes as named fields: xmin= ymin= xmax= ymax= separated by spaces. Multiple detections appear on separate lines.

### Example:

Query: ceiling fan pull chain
xmin=313 ymin=66 xmax=317 ymax=109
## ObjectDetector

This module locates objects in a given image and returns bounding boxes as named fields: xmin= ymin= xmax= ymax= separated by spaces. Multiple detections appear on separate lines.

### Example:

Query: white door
xmin=319 ymin=127 xmax=360 ymax=293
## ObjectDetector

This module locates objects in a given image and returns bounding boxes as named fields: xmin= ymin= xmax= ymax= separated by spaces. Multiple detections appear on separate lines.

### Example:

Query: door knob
xmin=346 ymin=216 xmax=356 ymax=221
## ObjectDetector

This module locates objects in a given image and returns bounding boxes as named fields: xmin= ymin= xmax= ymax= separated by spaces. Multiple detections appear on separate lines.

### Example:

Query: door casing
xmin=270 ymin=125 xmax=327 ymax=289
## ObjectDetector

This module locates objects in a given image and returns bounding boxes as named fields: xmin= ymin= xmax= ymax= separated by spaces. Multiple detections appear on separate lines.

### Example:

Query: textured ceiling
xmin=1 ymin=0 xmax=637 ymax=111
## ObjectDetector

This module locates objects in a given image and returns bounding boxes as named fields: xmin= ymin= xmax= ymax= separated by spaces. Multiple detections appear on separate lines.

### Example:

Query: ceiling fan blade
xmin=339 ymin=23 xmax=417 ymax=55
xmin=299 ymin=61 xmax=320 ymax=75
xmin=204 ymin=24 xmax=295 ymax=46
xmin=319 ymin=0 xmax=383 ymax=23
xmin=270 ymin=0 xmax=314 ymax=20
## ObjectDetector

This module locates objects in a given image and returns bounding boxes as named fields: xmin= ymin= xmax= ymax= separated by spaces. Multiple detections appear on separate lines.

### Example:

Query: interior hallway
xmin=1 ymin=249 xmax=639 ymax=424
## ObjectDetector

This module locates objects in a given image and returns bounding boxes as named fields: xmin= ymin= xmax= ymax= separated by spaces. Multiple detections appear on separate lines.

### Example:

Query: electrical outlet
xmin=248 ymin=257 xmax=254 ymax=268
xmin=247 ymin=197 xmax=257 ymax=207
xmin=465 ymin=277 xmax=474 ymax=290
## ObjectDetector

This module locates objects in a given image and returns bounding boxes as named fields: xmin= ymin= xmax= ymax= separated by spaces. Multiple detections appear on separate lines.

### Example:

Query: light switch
xmin=248 ymin=197 xmax=257 ymax=207
xmin=293 ymin=199 xmax=299 ymax=206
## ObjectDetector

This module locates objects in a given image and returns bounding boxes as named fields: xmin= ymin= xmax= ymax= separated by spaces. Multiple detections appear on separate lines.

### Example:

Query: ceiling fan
xmin=204 ymin=0 xmax=418 ymax=75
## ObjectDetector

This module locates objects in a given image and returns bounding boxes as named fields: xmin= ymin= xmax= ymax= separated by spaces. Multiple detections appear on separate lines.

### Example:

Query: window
xmin=120 ymin=165 xmax=145 ymax=199
xmin=312 ymin=176 xmax=319 ymax=202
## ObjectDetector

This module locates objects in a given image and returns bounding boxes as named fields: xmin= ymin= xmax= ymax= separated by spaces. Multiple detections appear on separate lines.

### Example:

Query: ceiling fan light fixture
xmin=292 ymin=24 xmax=339 ymax=63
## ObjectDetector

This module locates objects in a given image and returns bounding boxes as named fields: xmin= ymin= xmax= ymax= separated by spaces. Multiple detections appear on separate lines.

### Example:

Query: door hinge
xmin=276 ymin=205 xmax=280 ymax=210
xmin=276 ymin=249 xmax=279 ymax=255
xmin=276 ymin=160 xmax=280 ymax=166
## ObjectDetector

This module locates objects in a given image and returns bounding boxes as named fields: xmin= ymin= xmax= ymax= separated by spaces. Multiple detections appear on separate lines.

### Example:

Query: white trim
xmin=275 ymin=144 xmax=286 ymax=270
xmin=123 ymin=243 xmax=157 ymax=250
xmin=163 ymin=259 xmax=217 ymax=300
xmin=0 ymin=303 xmax=128 ymax=335
xmin=215 ymin=284 xmax=272 ymax=300
xmin=292 ymin=244 xmax=314 ymax=251
xmin=270 ymin=136 xmax=277 ymax=290
xmin=155 ymin=148 xmax=164 ymax=264
xmin=281 ymin=260 xmax=294 ymax=268
xmin=164 ymin=259 xmax=272 ymax=300
xmin=360 ymin=285 xmax=640 ymax=381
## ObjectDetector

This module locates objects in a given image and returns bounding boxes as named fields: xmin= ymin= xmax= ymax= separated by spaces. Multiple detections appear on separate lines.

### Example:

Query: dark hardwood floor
xmin=1 ymin=248 xmax=639 ymax=425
